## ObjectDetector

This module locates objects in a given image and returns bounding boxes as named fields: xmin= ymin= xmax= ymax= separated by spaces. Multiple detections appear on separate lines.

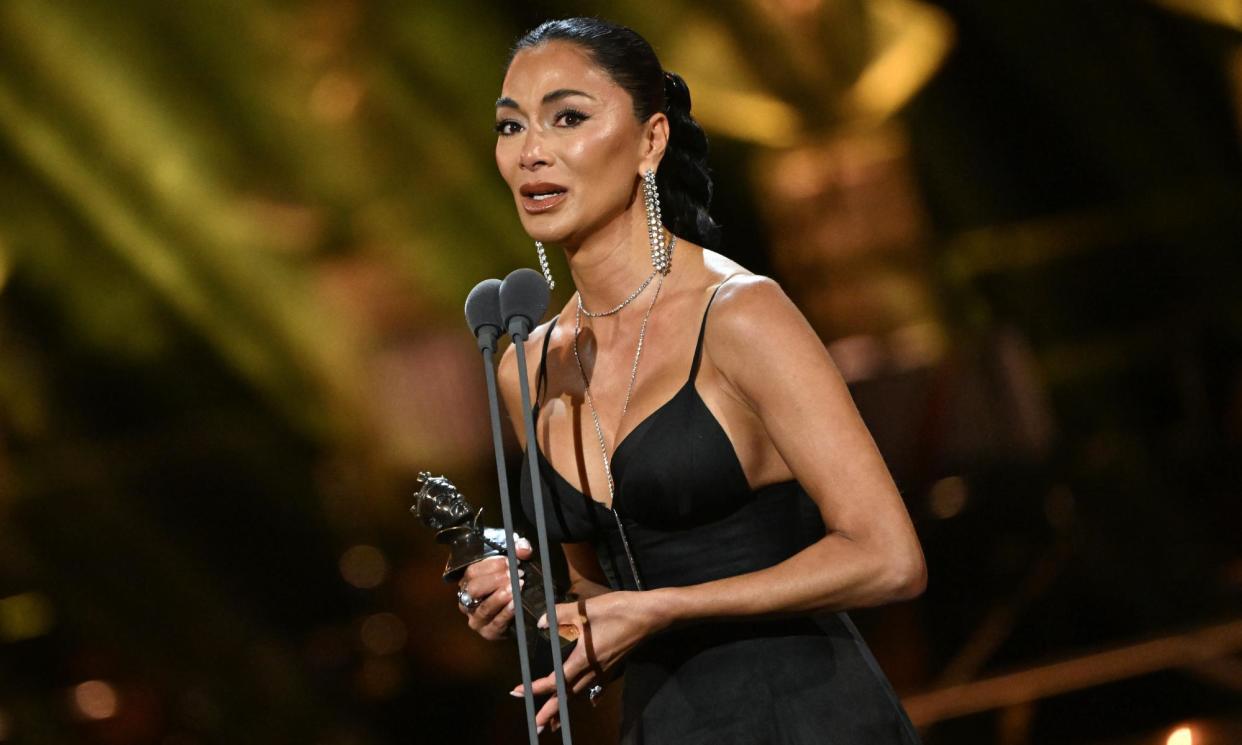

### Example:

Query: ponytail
xmin=657 ymin=71 xmax=721 ymax=250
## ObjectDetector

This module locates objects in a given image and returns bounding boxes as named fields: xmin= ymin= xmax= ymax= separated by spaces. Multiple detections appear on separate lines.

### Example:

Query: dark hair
xmin=508 ymin=17 xmax=722 ymax=250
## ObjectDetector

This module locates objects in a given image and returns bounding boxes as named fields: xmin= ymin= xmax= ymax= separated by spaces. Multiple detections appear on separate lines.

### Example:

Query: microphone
xmin=499 ymin=268 xmax=575 ymax=744
xmin=465 ymin=278 xmax=539 ymax=745
xmin=465 ymin=278 xmax=504 ymax=354
xmin=499 ymin=268 xmax=550 ymax=339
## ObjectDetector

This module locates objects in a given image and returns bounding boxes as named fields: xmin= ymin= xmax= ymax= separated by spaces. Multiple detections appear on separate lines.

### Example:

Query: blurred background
xmin=1 ymin=0 xmax=1240 ymax=743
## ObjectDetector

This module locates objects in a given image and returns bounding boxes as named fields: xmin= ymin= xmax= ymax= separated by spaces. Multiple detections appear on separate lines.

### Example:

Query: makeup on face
xmin=519 ymin=181 xmax=569 ymax=213
xmin=493 ymin=42 xmax=646 ymax=243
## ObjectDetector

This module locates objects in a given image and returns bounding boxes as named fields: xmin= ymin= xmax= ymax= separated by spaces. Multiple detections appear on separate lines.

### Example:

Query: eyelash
xmin=494 ymin=107 xmax=591 ymax=136
xmin=556 ymin=108 xmax=590 ymax=127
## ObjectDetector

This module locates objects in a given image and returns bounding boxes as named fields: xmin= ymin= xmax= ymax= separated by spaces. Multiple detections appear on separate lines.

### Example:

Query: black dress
xmin=520 ymin=282 xmax=923 ymax=744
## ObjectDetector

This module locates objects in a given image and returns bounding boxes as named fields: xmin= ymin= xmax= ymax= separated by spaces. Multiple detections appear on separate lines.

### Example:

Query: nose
xmin=519 ymin=129 xmax=551 ymax=171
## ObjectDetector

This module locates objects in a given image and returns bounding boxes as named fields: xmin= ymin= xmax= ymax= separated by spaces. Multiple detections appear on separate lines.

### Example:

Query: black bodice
xmin=518 ymin=283 xmax=824 ymax=590
xmin=515 ymin=280 xmax=921 ymax=745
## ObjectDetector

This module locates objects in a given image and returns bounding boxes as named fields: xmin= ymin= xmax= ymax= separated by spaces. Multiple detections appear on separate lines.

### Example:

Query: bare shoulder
xmin=707 ymin=271 xmax=805 ymax=341
xmin=689 ymin=248 xmax=807 ymax=348
xmin=700 ymin=248 xmax=752 ymax=283
xmin=700 ymin=271 xmax=830 ymax=405
xmin=496 ymin=318 xmax=557 ymax=405
xmin=495 ymin=317 xmax=560 ymax=447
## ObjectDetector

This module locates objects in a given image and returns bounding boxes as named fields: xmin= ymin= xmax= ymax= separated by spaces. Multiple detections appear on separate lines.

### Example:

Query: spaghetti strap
xmin=688 ymin=273 xmax=747 ymax=382
xmin=533 ymin=316 xmax=559 ymax=412
xmin=516 ymin=266 xmax=923 ymax=743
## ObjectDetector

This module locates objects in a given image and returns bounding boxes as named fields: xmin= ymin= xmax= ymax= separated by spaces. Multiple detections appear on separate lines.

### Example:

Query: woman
xmin=458 ymin=17 xmax=927 ymax=743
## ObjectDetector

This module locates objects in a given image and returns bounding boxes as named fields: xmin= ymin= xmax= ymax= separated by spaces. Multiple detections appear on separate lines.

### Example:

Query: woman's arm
xmin=517 ymin=276 xmax=926 ymax=725
xmin=646 ymin=275 xmax=926 ymax=630
xmin=563 ymin=542 xmax=613 ymax=599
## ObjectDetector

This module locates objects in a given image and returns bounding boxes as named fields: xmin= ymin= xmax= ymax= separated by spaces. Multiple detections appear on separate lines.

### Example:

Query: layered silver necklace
xmin=571 ymin=235 xmax=677 ymax=591
xmin=577 ymin=270 xmax=658 ymax=318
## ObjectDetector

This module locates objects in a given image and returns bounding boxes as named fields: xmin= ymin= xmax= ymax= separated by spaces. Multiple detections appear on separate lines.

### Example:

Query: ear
xmin=638 ymin=112 xmax=670 ymax=174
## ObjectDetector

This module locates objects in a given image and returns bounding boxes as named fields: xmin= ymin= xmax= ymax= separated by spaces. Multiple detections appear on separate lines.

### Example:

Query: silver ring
xmin=457 ymin=587 xmax=480 ymax=610
xmin=587 ymin=683 xmax=604 ymax=705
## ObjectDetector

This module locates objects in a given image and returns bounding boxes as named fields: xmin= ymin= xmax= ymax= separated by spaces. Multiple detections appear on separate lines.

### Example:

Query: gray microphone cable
xmin=465 ymin=278 xmax=539 ymax=745
xmin=500 ymin=268 xmax=574 ymax=744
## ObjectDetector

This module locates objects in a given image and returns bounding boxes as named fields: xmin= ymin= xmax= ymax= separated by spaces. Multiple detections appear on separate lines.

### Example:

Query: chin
xmin=519 ymin=217 xmax=575 ymax=245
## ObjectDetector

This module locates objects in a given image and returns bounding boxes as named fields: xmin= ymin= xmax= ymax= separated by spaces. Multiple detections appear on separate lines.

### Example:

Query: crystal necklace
xmin=579 ymin=271 xmax=656 ymax=318
xmin=570 ymin=238 xmax=676 ymax=591
xmin=578 ymin=236 xmax=676 ymax=318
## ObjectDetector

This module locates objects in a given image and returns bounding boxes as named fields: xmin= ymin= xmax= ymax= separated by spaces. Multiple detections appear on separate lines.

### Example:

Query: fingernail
xmin=537 ymin=725 xmax=545 ymax=734
xmin=519 ymin=578 xmax=525 ymax=589
xmin=506 ymin=599 xmax=515 ymax=612
xmin=509 ymin=690 xmax=522 ymax=698
xmin=537 ymin=614 xmax=548 ymax=630
xmin=517 ymin=537 xmax=532 ymax=551
xmin=518 ymin=569 xmax=525 ymax=578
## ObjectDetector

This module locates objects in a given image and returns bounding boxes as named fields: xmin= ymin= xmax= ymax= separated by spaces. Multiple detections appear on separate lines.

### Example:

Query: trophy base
xmin=518 ymin=560 xmax=577 ymax=650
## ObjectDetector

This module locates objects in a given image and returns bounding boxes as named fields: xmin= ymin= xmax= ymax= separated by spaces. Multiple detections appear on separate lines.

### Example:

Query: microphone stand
xmin=469 ymin=279 xmax=540 ymax=745
xmin=503 ymin=269 xmax=574 ymax=745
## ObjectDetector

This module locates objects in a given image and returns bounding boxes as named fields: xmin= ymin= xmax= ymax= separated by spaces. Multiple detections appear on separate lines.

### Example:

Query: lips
xmin=519 ymin=182 xmax=568 ymax=214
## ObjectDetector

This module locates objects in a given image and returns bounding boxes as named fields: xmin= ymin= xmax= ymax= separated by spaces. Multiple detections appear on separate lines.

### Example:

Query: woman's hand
xmin=457 ymin=537 xmax=533 ymax=641
xmin=512 ymin=590 xmax=669 ymax=732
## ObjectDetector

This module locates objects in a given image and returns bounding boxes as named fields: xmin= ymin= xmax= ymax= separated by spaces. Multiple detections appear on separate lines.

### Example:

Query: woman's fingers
xmin=526 ymin=670 xmax=556 ymax=698
xmin=455 ymin=542 xmax=536 ymax=640
xmin=513 ymin=687 xmax=559 ymax=732
xmin=467 ymin=583 xmax=523 ymax=640
xmin=536 ymin=599 xmax=581 ymax=636
xmin=480 ymin=591 xmax=517 ymax=639
xmin=516 ymin=667 xmax=598 ymax=705
xmin=535 ymin=694 xmax=560 ymax=729
xmin=467 ymin=590 xmax=508 ymax=634
xmin=460 ymin=557 xmax=524 ymax=636
xmin=461 ymin=556 xmax=513 ymax=596
xmin=525 ymin=640 xmax=590 ymax=697
xmin=518 ymin=635 xmax=598 ymax=695
xmin=471 ymin=579 xmax=514 ymax=620
xmin=570 ymin=668 xmax=598 ymax=695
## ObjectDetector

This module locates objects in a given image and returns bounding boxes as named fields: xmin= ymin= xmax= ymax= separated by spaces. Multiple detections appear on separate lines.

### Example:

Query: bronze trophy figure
xmin=411 ymin=471 xmax=575 ymax=650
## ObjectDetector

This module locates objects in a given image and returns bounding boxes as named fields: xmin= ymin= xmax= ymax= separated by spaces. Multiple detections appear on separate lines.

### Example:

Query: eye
xmin=495 ymin=119 xmax=523 ymax=136
xmin=554 ymin=108 xmax=590 ymax=127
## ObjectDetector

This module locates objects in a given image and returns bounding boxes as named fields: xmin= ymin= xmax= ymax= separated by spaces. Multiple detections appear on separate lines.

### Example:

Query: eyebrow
xmin=495 ymin=88 xmax=596 ymax=109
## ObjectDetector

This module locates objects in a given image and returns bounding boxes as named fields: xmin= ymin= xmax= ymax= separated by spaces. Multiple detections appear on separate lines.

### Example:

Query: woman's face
xmin=495 ymin=41 xmax=656 ymax=245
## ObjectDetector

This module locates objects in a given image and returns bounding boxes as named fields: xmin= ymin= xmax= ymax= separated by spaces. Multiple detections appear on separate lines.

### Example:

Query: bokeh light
xmin=929 ymin=476 xmax=968 ymax=519
xmin=1167 ymin=725 xmax=1195 ymax=745
xmin=69 ymin=680 xmax=119 ymax=721
xmin=359 ymin=612 xmax=407 ymax=656
xmin=0 ymin=591 xmax=55 ymax=641
xmin=339 ymin=545 xmax=387 ymax=589
xmin=0 ymin=236 xmax=11 ymax=292
xmin=310 ymin=71 xmax=364 ymax=123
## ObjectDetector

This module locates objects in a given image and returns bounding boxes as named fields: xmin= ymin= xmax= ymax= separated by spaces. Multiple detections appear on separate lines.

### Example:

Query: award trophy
xmin=411 ymin=471 xmax=576 ymax=650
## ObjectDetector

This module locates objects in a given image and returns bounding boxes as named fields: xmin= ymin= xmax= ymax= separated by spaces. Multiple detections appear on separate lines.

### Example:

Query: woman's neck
xmin=563 ymin=202 xmax=656 ymax=314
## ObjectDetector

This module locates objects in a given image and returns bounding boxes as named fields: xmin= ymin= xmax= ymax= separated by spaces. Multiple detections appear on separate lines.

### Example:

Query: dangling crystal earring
xmin=535 ymin=241 xmax=555 ymax=290
xmin=642 ymin=169 xmax=670 ymax=275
